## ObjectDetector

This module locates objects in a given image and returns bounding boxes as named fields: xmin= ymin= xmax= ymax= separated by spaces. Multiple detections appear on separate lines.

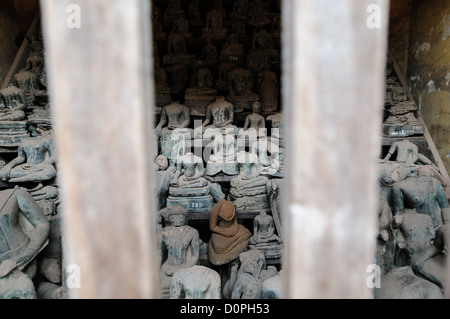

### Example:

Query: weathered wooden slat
xmin=282 ymin=0 xmax=389 ymax=298
xmin=40 ymin=0 xmax=159 ymax=298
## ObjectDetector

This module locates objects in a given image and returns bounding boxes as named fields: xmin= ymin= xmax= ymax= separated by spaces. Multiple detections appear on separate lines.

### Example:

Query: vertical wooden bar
xmin=40 ymin=0 xmax=159 ymax=298
xmin=282 ymin=0 xmax=389 ymax=298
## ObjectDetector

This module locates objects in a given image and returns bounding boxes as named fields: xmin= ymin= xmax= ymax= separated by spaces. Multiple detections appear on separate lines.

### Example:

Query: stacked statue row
xmin=154 ymin=98 xmax=283 ymax=213
xmin=157 ymin=197 xmax=284 ymax=299
xmin=0 ymin=32 xmax=65 ymax=299
xmin=152 ymin=0 xmax=281 ymax=115
xmin=382 ymin=60 xmax=423 ymax=138
xmin=375 ymin=139 xmax=450 ymax=298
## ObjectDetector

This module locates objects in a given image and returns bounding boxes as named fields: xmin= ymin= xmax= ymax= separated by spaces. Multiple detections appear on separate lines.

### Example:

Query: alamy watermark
xmin=66 ymin=264 xmax=81 ymax=289
xmin=66 ymin=4 xmax=81 ymax=29
xmin=366 ymin=264 xmax=381 ymax=289
xmin=366 ymin=4 xmax=381 ymax=29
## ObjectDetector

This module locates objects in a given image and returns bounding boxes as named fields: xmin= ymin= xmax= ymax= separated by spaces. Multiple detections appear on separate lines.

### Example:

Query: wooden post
xmin=282 ymin=0 xmax=390 ymax=298
xmin=39 ymin=0 xmax=159 ymax=298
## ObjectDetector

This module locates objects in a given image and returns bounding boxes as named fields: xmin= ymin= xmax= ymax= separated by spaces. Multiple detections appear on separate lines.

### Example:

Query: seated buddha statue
xmin=202 ymin=8 xmax=228 ymax=41
xmin=166 ymin=153 xmax=224 ymax=213
xmin=158 ymin=206 xmax=200 ymax=298
xmin=184 ymin=65 xmax=218 ymax=116
xmin=198 ymin=96 xmax=238 ymax=139
xmin=0 ymin=86 xmax=30 ymax=146
xmin=227 ymin=152 xmax=270 ymax=212
xmin=249 ymin=211 xmax=283 ymax=259
xmin=206 ymin=127 xmax=239 ymax=176
xmin=155 ymin=100 xmax=193 ymax=164
xmin=208 ymin=199 xmax=252 ymax=266
xmin=227 ymin=67 xmax=259 ymax=113
xmin=238 ymin=101 xmax=266 ymax=142
xmin=0 ymin=126 xmax=56 ymax=183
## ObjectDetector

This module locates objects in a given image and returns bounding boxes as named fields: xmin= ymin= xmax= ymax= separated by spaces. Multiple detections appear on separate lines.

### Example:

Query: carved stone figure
xmin=392 ymin=175 xmax=448 ymax=229
xmin=155 ymin=100 xmax=192 ymax=136
xmin=0 ymin=126 xmax=56 ymax=183
xmin=154 ymin=58 xmax=172 ymax=108
xmin=0 ymin=86 xmax=30 ymax=146
xmin=375 ymin=266 xmax=443 ymax=299
xmin=167 ymin=153 xmax=219 ymax=213
xmin=206 ymin=127 xmax=239 ymax=177
xmin=152 ymin=5 xmax=167 ymax=41
xmin=200 ymin=96 xmax=238 ymax=139
xmin=251 ymin=136 xmax=284 ymax=176
xmin=156 ymin=101 xmax=193 ymax=164
xmin=267 ymin=113 xmax=283 ymax=139
xmin=227 ymin=67 xmax=259 ymax=112
xmin=238 ymin=101 xmax=266 ymax=141
xmin=163 ymin=33 xmax=195 ymax=66
xmin=248 ymin=0 xmax=272 ymax=27
xmin=154 ymin=155 xmax=177 ymax=210
xmin=262 ymin=268 xmax=286 ymax=299
xmin=188 ymin=0 xmax=201 ymax=21
xmin=158 ymin=207 xmax=200 ymax=298
xmin=171 ymin=13 xmax=193 ymax=39
xmin=266 ymin=178 xmax=283 ymax=241
xmin=202 ymin=8 xmax=228 ymax=41
xmin=170 ymin=265 xmax=221 ymax=299
xmin=257 ymin=69 xmax=278 ymax=112
xmin=231 ymin=258 xmax=263 ymax=299
xmin=163 ymin=0 xmax=185 ymax=21
xmin=208 ymin=199 xmax=252 ymax=266
xmin=230 ymin=0 xmax=249 ymax=20
xmin=249 ymin=211 xmax=283 ymax=259
xmin=12 ymin=70 xmax=40 ymax=105
xmin=0 ymin=187 xmax=50 ymax=299
xmin=184 ymin=66 xmax=218 ymax=116
xmin=382 ymin=101 xmax=423 ymax=138
xmin=165 ymin=63 xmax=190 ymax=96
xmin=228 ymin=152 xmax=270 ymax=212
xmin=223 ymin=248 xmax=277 ymax=299
xmin=198 ymin=39 xmax=219 ymax=71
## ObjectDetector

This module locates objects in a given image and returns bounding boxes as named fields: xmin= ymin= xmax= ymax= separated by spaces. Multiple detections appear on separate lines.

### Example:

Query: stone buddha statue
xmin=184 ymin=66 xmax=218 ymax=116
xmin=158 ymin=206 xmax=200 ymax=298
xmin=202 ymin=8 xmax=228 ymax=41
xmin=171 ymin=13 xmax=192 ymax=39
xmin=228 ymin=152 xmax=270 ymax=212
xmin=0 ymin=126 xmax=56 ymax=183
xmin=0 ymin=187 xmax=50 ymax=299
xmin=230 ymin=0 xmax=249 ymax=20
xmin=392 ymin=175 xmax=449 ymax=230
xmin=170 ymin=265 xmax=221 ymax=299
xmin=163 ymin=32 xmax=195 ymax=66
xmin=223 ymin=248 xmax=277 ymax=299
xmin=166 ymin=153 xmax=215 ymax=213
xmin=248 ymin=0 xmax=272 ymax=27
xmin=208 ymin=199 xmax=252 ymax=266
xmin=251 ymin=135 xmax=284 ymax=176
xmin=257 ymin=69 xmax=278 ymax=112
xmin=155 ymin=100 xmax=193 ymax=164
xmin=200 ymin=96 xmax=238 ymax=139
xmin=227 ymin=67 xmax=259 ymax=112
xmin=153 ymin=57 xmax=172 ymax=108
xmin=151 ymin=5 xmax=167 ymax=41
xmin=0 ymin=86 xmax=30 ymax=147
xmin=198 ymin=39 xmax=219 ymax=71
xmin=267 ymin=113 xmax=283 ymax=140
xmin=238 ymin=101 xmax=266 ymax=141
xmin=163 ymin=0 xmax=185 ymax=21
xmin=249 ymin=211 xmax=283 ymax=259
xmin=206 ymin=127 xmax=239 ymax=177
